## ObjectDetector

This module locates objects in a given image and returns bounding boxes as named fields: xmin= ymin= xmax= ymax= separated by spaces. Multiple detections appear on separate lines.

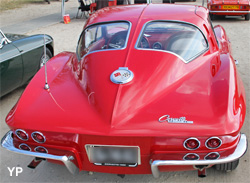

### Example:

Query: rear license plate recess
xmin=85 ymin=145 xmax=141 ymax=167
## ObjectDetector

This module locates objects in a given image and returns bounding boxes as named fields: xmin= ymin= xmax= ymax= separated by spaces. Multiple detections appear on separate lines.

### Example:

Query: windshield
xmin=136 ymin=21 xmax=208 ymax=62
xmin=77 ymin=22 xmax=130 ymax=59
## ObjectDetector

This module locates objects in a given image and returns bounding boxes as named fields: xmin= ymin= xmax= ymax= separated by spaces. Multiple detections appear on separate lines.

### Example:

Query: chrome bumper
xmin=210 ymin=11 xmax=250 ymax=14
xmin=1 ymin=131 xmax=79 ymax=174
xmin=151 ymin=133 xmax=247 ymax=178
xmin=1 ymin=131 xmax=247 ymax=177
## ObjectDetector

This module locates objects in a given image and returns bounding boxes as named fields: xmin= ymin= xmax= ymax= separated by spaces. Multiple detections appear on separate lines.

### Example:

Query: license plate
xmin=222 ymin=5 xmax=239 ymax=9
xmin=85 ymin=145 xmax=140 ymax=167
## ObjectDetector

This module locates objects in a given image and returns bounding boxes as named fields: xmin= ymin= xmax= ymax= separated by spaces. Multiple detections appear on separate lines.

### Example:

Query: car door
xmin=0 ymin=35 xmax=23 ymax=97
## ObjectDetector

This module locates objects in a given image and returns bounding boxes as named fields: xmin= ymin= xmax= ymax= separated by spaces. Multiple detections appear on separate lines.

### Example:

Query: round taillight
xmin=205 ymin=152 xmax=220 ymax=160
xmin=184 ymin=138 xmax=200 ymax=150
xmin=205 ymin=137 xmax=222 ymax=149
xmin=31 ymin=132 xmax=46 ymax=143
xmin=15 ymin=129 xmax=28 ymax=141
xmin=35 ymin=146 xmax=48 ymax=153
xmin=19 ymin=143 xmax=31 ymax=151
xmin=183 ymin=153 xmax=199 ymax=160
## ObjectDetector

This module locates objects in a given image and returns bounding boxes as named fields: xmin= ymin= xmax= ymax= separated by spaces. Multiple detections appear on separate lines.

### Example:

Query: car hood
xmin=8 ymin=50 xmax=242 ymax=137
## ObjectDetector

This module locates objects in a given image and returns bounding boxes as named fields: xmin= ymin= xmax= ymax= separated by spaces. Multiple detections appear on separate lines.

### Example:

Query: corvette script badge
xmin=110 ymin=67 xmax=134 ymax=84
xmin=159 ymin=115 xmax=193 ymax=124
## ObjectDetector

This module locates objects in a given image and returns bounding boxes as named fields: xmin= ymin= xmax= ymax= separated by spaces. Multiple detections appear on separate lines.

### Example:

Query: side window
xmin=137 ymin=21 xmax=208 ymax=62
xmin=77 ymin=22 xmax=130 ymax=60
xmin=96 ymin=27 xmax=102 ymax=40
xmin=84 ymin=26 xmax=103 ymax=49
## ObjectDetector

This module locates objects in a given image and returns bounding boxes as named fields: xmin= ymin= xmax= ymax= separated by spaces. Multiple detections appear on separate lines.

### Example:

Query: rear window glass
xmin=77 ymin=22 xmax=130 ymax=59
xmin=136 ymin=21 xmax=208 ymax=62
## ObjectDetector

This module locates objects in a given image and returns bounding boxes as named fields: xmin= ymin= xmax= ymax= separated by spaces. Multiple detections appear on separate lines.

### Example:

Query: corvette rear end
xmin=1 ymin=3 xmax=247 ymax=178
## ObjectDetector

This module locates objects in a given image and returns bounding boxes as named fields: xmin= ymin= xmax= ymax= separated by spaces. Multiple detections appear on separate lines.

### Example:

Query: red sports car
xmin=207 ymin=0 xmax=250 ymax=20
xmin=1 ymin=3 xmax=247 ymax=178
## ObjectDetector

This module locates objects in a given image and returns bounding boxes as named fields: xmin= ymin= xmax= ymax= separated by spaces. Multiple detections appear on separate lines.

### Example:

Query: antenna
xmin=147 ymin=0 xmax=152 ymax=4
xmin=44 ymin=34 xmax=50 ymax=90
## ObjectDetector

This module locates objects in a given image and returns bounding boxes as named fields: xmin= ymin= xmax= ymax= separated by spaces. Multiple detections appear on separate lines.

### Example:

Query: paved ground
xmin=0 ymin=0 xmax=249 ymax=182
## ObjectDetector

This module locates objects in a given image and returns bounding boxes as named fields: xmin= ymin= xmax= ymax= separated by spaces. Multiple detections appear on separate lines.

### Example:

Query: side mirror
xmin=0 ymin=37 xmax=7 ymax=49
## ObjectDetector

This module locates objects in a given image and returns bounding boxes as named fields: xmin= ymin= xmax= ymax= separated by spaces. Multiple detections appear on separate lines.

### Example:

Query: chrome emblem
xmin=110 ymin=67 xmax=134 ymax=84
xmin=159 ymin=115 xmax=193 ymax=124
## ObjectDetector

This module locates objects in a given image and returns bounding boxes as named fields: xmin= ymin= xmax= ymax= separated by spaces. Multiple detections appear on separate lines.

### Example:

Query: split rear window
xmin=136 ymin=21 xmax=208 ymax=62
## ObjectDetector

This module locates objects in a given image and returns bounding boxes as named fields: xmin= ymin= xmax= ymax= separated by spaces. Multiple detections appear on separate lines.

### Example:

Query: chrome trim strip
xmin=1 ymin=131 xmax=79 ymax=174
xmin=151 ymin=133 xmax=247 ymax=178
xmin=85 ymin=144 xmax=141 ymax=165
xmin=31 ymin=131 xmax=46 ymax=143
xmin=210 ymin=11 xmax=250 ymax=13
xmin=205 ymin=136 xmax=222 ymax=149
xmin=183 ymin=137 xmax=200 ymax=150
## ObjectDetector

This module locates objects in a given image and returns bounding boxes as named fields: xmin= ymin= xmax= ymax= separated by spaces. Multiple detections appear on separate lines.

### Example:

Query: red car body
xmin=1 ymin=4 xmax=247 ymax=178
xmin=207 ymin=0 xmax=250 ymax=20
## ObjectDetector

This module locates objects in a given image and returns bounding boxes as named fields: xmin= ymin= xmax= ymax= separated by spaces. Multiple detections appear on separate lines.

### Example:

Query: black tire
xmin=134 ymin=0 xmax=147 ymax=4
xmin=210 ymin=13 xmax=215 ymax=20
xmin=163 ymin=0 xmax=175 ymax=3
xmin=245 ymin=14 xmax=250 ymax=21
xmin=39 ymin=48 xmax=52 ymax=69
xmin=214 ymin=159 xmax=239 ymax=172
xmin=117 ymin=0 xmax=124 ymax=5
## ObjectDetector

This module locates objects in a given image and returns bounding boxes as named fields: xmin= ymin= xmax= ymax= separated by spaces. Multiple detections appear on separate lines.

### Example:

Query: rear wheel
xmin=214 ymin=159 xmax=239 ymax=172
xmin=134 ymin=0 xmax=147 ymax=4
xmin=210 ymin=13 xmax=215 ymax=20
xmin=245 ymin=14 xmax=250 ymax=21
xmin=163 ymin=0 xmax=175 ymax=3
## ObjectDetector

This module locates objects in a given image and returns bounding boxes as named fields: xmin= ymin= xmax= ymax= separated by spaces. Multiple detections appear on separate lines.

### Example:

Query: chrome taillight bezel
xmin=19 ymin=143 xmax=31 ymax=151
xmin=31 ymin=131 xmax=46 ymax=143
xmin=35 ymin=146 xmax=48 ymax=153
xmin=205 ymin=137 xmax=222 ymax=149
xmin=183 ymin=137 xmax=200 ymax=150
xmin=183 ymin=153 xmax=200 ymax=160
xmin=15 ymin=129 xmax=29 ymax=141
xmin=204 ymin=152 xmax=220 ymax=160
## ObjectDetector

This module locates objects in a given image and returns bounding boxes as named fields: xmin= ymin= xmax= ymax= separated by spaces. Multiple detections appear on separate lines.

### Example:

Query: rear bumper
xmin=1 ymin=131 xmax=79 ymax=174
xmin=1 ymin=131 xmax=247 ymax=177
xmin=151 ymin=133 xmax=247 ymax=178
xmin=210 ymin=10 xmax=250 ymax=15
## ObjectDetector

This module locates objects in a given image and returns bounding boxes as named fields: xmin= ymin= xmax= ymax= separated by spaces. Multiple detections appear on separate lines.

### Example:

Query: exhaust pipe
xmin=194 ymin=165 xmax=209 ymax=178
xmin=27 ymin=157 xmax=45 ymax=169
xmin=198 ymin=168 xmax=207 ymax=178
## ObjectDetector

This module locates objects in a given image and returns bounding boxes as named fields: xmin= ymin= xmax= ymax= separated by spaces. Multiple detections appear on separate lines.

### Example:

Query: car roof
xmin=85 ymin=4 xmax=209 ymax=28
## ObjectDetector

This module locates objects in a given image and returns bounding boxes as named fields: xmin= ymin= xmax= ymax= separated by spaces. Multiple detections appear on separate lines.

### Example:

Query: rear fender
xmin=214 ymin=25 xmax=232 ymax=54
